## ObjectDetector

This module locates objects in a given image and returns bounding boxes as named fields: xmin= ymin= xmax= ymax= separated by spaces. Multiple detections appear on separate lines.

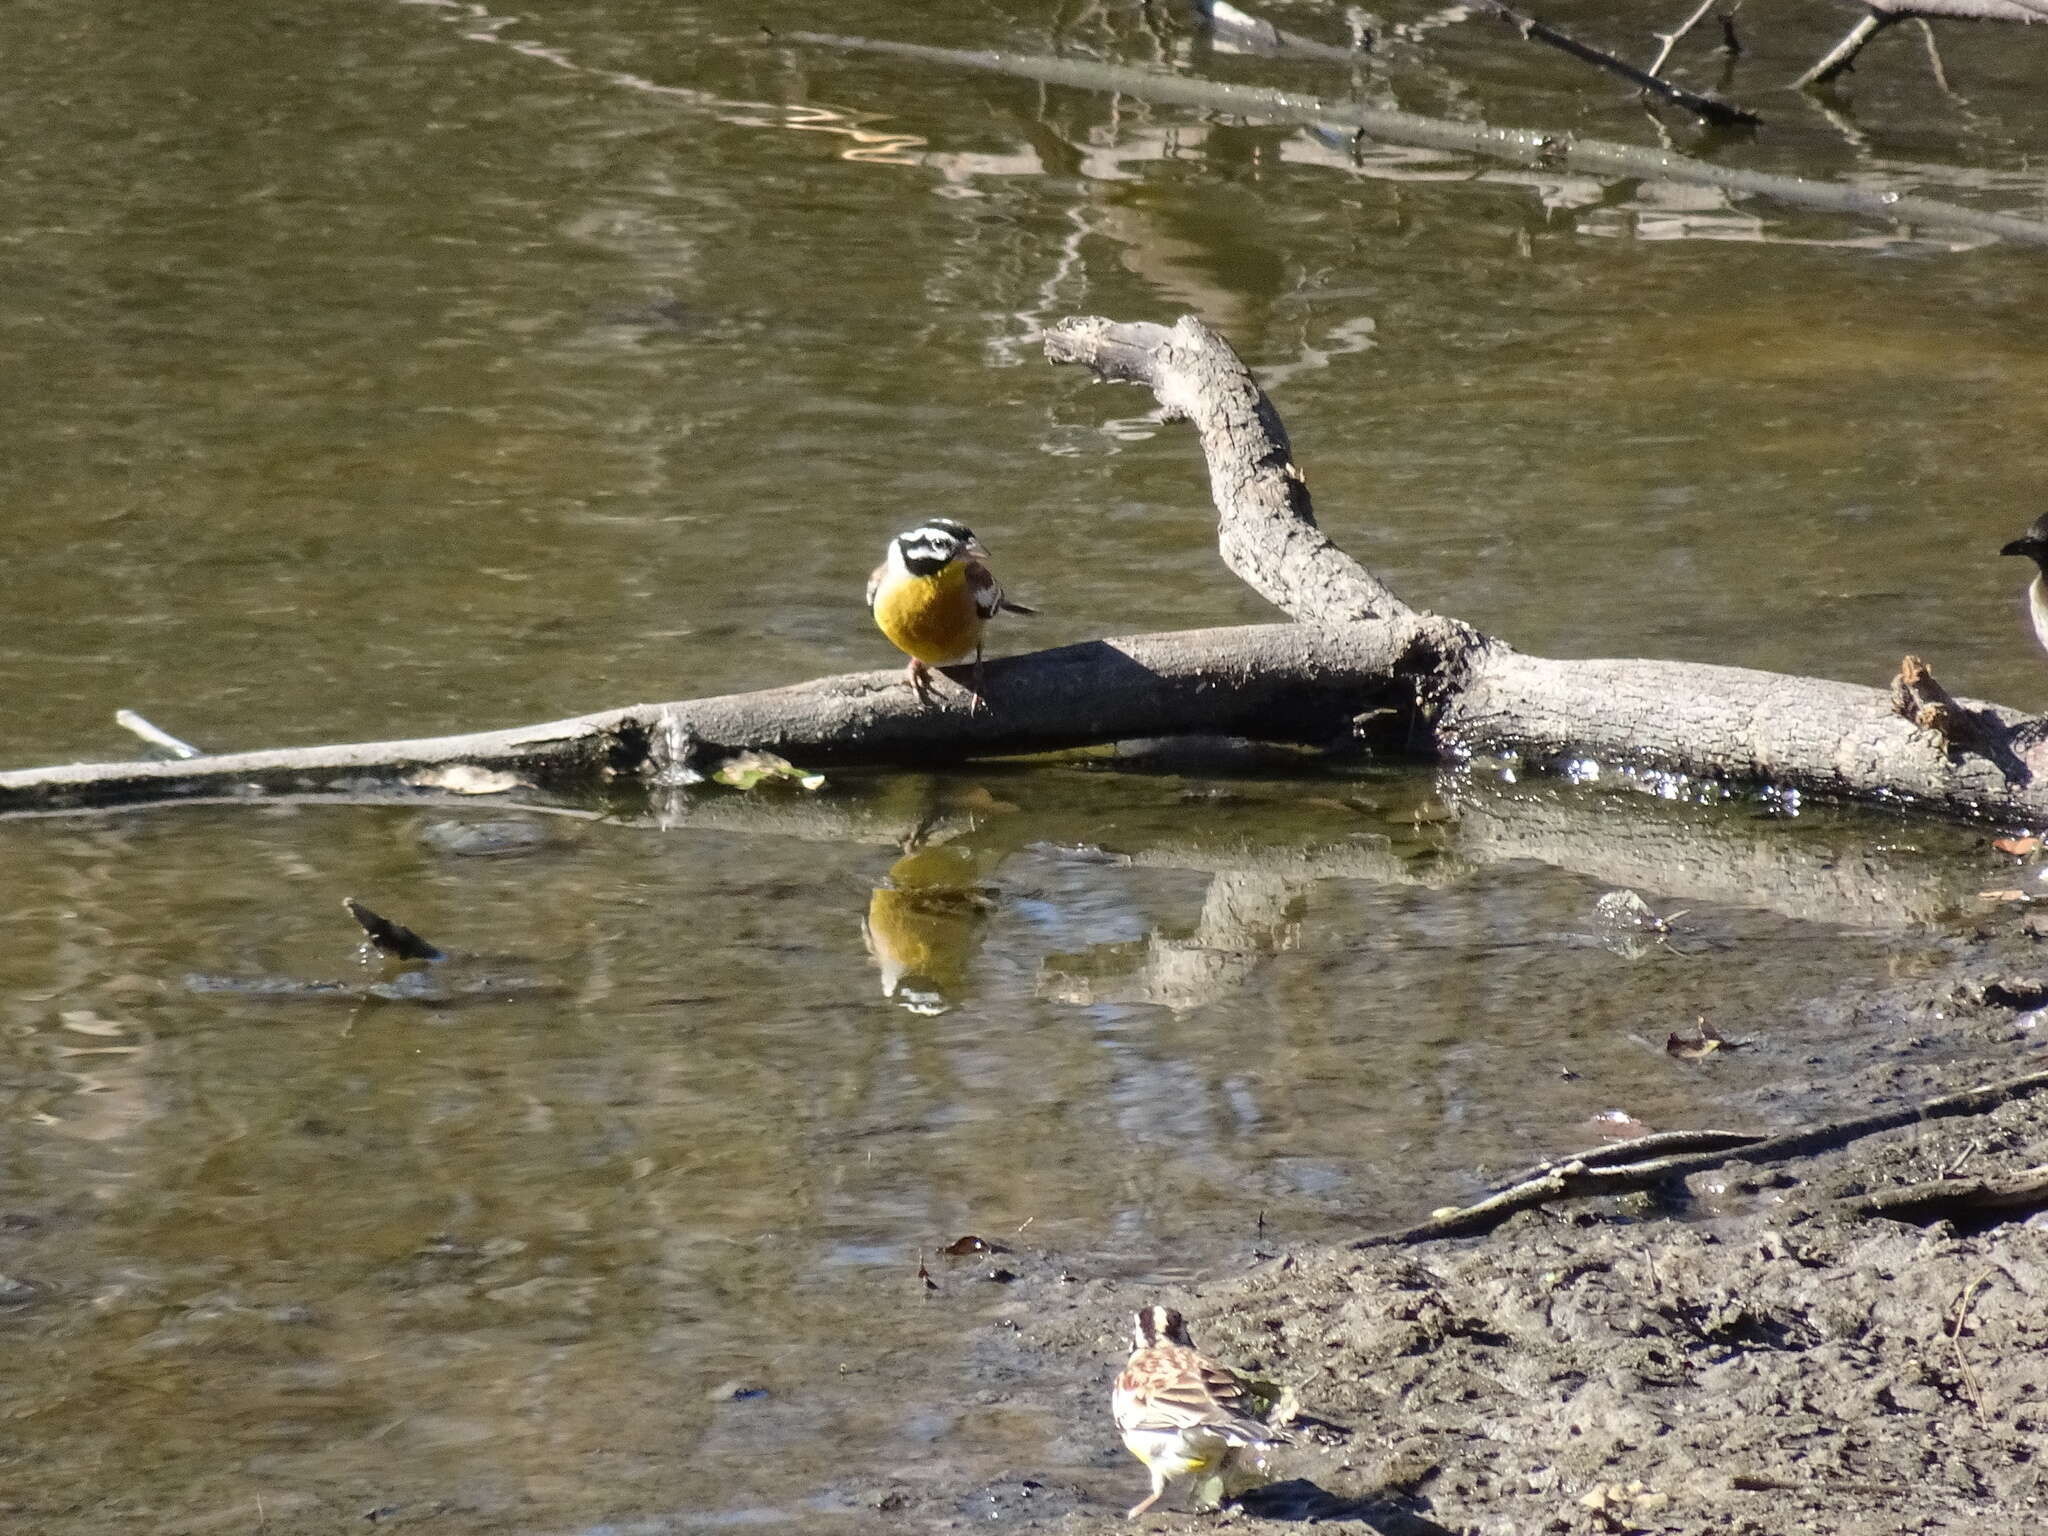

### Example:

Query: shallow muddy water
xmin=4 ymin=2 xmax=2048 ymax=1529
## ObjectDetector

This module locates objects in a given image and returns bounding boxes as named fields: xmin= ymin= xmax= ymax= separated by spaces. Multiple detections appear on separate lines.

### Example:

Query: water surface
xmin=4 ymin=2 xmax=2045 ymax=1528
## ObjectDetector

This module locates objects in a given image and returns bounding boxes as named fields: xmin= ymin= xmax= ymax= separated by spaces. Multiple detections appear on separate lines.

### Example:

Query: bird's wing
xmin=865 ymin=563 xmax=886 ymax=609
xmin=964 ymin=559 xmax=1032 ymax=620
xmin=1116 ymin=1351 xmax=1287 ymax=1444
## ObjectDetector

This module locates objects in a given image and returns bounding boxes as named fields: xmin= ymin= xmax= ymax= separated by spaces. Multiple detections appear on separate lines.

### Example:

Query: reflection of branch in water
xmin=1040 ymin=872 xmax=1308 ymax=1013
xmin=1440 ymin=772 xmax=1976 ymax=930
xmin=397 ymin=0 xmax=929 ymax=165
xmin=788 ymin=32 xmax=2048 ymax=248
xmin=0 ymin=754 xmax=1985 ymax=935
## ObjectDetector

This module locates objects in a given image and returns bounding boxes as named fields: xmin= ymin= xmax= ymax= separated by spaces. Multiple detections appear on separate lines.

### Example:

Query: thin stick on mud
xmin=1949 ymin=1268 xmax=1994 ymax=1421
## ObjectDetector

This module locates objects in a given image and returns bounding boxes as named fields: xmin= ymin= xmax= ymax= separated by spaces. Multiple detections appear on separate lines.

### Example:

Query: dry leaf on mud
xmin=1977 ymin=888 xmax=2031 ymax=905
xmin=1993 ymin=835 xmax=2042 ymax=857
xmin=1667 ymin=1018 xmax=1748 ymax=1060
xmin=942 ymin=1234 xmax=1010 ymax=1257
xmin=1595 ymin=889 xmax=1688 ymax=933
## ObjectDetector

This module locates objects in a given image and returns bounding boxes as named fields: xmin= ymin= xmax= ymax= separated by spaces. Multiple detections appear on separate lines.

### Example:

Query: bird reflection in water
xmin=861 ymin=840 xmax=997 ymax=1015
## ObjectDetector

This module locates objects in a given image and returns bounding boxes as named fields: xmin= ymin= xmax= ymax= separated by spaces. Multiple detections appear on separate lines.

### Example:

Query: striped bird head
xmin=890 ymin=518 xmax=988 ymax=578
xmin=1132 ymin=1305 xmax=1194 ymax=1351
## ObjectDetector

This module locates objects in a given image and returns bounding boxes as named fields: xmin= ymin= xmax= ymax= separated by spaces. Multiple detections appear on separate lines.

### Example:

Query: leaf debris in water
xmin=404 ymin=764 xmax=527 ymax=795
xmin=1666 ymin=1017 xmax=1749 ymax=1059
xmin=343 ymin=898 xmax=445 ymax=963
xmin=713 ymin=750 xmax=825 ymax=792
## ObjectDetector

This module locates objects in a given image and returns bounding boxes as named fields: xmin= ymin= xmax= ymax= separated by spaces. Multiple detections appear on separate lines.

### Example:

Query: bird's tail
xmin=1215 ymin=1416 xmax=1291 ymax=1448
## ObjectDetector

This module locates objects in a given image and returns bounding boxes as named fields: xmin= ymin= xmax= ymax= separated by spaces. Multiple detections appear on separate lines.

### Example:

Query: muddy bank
xmin=940 ymin=941 xmax=2048 ymax=1535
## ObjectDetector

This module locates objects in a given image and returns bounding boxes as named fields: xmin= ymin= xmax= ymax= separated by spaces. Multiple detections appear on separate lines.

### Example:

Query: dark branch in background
xmin=1475 ymin=0 xmax=1761 ymax=127
xmin=1360 ymin=1065 xmax=2048 ymax=1245
xmin=1795 ymin=0 xmax=2048 ymax=89
xmin=1873 ymin=0 xmax=2048 ymax=19
xmin=782 ymin=33 xmax=2048 ymax=249
xmin=1853 ymin=1163 xmax=2048 ymax=1226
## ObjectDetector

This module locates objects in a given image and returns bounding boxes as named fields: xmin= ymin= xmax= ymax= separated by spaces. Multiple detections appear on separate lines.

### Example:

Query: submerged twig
xmin=114 ymin=709 xmax=203 ymax=760
xmin=1190 ymin=0 xmax=1370 ymax=63
xmin=1647 ymin=0 xmax=1720 ymax=79
xmin=1914 ymin=17 xmax=1951 ymax=92
xmin=1792 ymin=11 xmax=1895 ymax=89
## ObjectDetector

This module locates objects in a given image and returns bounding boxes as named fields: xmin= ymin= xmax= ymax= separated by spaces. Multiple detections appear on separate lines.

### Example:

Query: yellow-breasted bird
xmin=1112 ymin=1306 xmax=1290 ymax=1520
xmin=867 ymin=518 xmax=1033 ymax=704
xmin=2001 ymin=514 xmax=2048 ymax=659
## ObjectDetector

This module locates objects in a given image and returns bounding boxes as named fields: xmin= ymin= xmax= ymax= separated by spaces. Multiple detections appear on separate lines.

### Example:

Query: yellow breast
xmin=872 ymin=561 xmax=983 ymax=666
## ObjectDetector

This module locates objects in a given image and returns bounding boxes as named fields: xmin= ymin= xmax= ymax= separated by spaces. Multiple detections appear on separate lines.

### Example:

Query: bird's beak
xmin=2002 ymin=538 xmax=2041 ymax=559
xmin=963 ymin=537 xmax=991 ymax=561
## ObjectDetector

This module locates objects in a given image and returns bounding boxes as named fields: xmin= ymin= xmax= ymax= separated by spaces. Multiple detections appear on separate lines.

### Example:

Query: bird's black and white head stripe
xmin=892 ymin=519 xmax=978 ymax=578
xmin=1133 ymin=1305 xmax=1194 ymax=1351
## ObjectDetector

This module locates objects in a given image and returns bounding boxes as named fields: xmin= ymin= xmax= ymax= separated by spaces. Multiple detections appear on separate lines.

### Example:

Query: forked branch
xmin=5 ymin=316 xmax=2048 ymax=826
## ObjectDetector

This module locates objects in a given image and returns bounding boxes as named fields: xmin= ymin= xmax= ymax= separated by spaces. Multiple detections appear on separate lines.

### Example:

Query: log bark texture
xmin=1040 ymin=317 xmax=2048 ymax=822
xmin=5 ymin=315 xmax=2047 ymax=824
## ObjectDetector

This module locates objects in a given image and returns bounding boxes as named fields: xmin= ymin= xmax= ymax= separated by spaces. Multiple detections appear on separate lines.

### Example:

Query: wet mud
xmin=916 ymin=936 xmax=2048 ymax=1535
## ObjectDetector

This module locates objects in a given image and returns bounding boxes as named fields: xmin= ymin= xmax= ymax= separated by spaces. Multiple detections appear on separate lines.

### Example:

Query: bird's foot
xmin=906 ymin=659 xmax=937 ymax=705
xmin=962 ymin=650 xmax=989 ymax=716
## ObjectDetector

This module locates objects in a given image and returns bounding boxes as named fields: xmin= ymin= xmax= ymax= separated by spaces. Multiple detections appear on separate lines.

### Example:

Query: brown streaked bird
xmin=1112 ymin=1305 xmax=1290 ymax=1520
xmin=867 ymin=518 xmax=1034 ymax=705
xmin=2001 ymin=514 xmax=2048 ymax=659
